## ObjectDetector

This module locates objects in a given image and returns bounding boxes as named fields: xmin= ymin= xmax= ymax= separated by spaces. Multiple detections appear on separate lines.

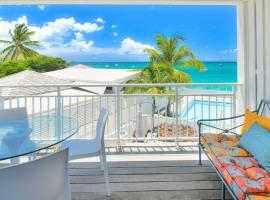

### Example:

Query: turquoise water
xmin=181 ymin=100 xmax=232 ymax=121
xmin=69 ymin=61 xmax=237 ymax=84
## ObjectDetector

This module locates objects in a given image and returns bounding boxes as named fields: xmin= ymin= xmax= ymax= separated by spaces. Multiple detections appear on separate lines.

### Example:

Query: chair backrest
xmin=0 ymin=149 xmax=70 ymax=200
xmin=95 ymin=108 xmax=109 ymax=148
xmin=0 ymin=107 xmax=28 ymax=121
xmin=257 ymin=99 xmax=270 ymax=116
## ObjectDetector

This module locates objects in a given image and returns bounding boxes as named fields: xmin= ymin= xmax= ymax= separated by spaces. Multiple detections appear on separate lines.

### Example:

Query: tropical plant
xmin=125 ymin=34 xmax=205 ymax=122
xmin=144 ymin=34 xmax=205 ymax=73
xmin=0 ymin=23 xmax=40 ymax=62
xmin=0 ymin=55 xmax=67 ymax=78
xmin=24 ymin=55 xmax=67 ymax=73
xmin=125 ymin=63 xmax=191 ymax=130
xmin=144 ymin=34 xmax=205 ymax=117
xmin=0 ymin=61 xmax=29 ymax=78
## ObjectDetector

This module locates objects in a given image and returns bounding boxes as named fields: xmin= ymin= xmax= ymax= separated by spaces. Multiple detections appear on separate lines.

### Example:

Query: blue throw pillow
xmin=239 ymin=122 xmax=270 ymax=172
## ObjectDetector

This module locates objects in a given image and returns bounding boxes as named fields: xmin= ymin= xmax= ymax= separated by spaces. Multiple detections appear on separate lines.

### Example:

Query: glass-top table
xmin=0 ymin=114 xmax=79 ymax=161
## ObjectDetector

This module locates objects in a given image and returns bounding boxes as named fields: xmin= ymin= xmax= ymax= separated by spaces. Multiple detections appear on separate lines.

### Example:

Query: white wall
xmin=265 ymin=0 xmax=270 ymax=100
xmin=242 ymin=0 xmax=270 ymax=108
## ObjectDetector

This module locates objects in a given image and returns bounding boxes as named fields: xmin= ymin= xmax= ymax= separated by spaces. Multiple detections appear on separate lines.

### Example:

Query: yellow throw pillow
xmin=241 ymin=109 xmax=270 ymax=135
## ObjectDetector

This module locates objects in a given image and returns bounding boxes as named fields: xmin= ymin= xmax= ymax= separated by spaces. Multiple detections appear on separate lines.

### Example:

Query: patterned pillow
xmin=239 ymin=122 xmax=270 ymax=172
xmin=229 ymin=147 xmax=250 ymax=157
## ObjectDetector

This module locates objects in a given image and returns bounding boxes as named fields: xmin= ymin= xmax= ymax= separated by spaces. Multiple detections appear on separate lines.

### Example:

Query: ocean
xmin=69 ymin=61 xmax=237 ymax=84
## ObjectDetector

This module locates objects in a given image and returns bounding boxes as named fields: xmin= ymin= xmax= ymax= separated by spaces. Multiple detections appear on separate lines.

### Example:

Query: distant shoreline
xmin=68 ymin=61 xmax=237 ymax=84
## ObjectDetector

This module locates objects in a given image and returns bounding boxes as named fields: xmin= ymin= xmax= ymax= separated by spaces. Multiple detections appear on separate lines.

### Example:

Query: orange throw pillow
xmin=241 ymin=109 xmax=270 ymax=135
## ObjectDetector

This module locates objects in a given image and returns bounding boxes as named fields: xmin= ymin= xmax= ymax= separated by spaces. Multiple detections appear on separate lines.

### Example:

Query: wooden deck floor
xmin=69 ymin=147 xmax=232 ymax=200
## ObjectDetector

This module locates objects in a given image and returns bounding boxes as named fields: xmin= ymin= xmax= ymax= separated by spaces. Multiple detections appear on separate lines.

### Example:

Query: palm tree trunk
xmin=166 ymin=102 xmax=174 ymax=117
xmin=15 ymin=46 xmax=19 ymax=62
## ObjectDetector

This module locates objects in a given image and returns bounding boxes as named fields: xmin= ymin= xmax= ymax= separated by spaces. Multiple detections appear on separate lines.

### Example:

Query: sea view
xmin=69 ymin=61 xmax=237 ymax=83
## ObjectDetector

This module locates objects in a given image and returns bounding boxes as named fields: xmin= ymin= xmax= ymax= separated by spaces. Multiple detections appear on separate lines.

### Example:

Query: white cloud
xmin=220 ymin=48 xmax=237 ymax=54
xmin=0 ymin=16 xmax=28 ymax=40
xmin=68 ymin=32 xmax=94 ymax=52
xmin=38 ymin=37 xmax=151 ymax=59
xmin=73 ymin=22 xmax=103 ymax=33
xmin=37 ymin=5 xmax=45 ymax=10
xmin=119 ymin=37 xmax=152 ymax=55
xmin=0 ymin=16 xmax=104 ymax=49
xmin=0 ymin=16 xmax=152 ymax=60
xmin=111 ymin=25 xmax=117 ymax=29
xmin=95 ymin=18 xmax=105 ymax=24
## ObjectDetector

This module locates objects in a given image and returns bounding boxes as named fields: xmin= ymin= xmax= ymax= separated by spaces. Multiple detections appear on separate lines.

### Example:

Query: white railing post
xmin=56 ymin=87 xmax=62 ymax=141
xmin=175 ymin=86 xmax=179 ymax=149
xmin=232 ymin=85 xmax=237 ymax=117
xmin=116 ymin=87 xmax=121 ymax=151
xmin=232 ymin=85 xmax=237 ymax=128
xmin=0 ymin=87 xmax=4 ymax=110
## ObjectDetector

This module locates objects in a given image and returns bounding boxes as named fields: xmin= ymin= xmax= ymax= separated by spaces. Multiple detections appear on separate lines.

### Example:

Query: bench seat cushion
xmin=201 ymin=133 xmax=270 ymax=200
xmin=201 ymin=133 xmax=250 ymax=158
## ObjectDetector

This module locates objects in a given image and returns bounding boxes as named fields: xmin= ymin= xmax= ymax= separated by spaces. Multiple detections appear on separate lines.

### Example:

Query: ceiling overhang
xmin=0 ymin=0 xmax=243 ymax=5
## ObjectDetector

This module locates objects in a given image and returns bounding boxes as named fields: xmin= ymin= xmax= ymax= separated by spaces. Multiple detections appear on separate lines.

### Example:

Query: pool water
xmin=181 ymin=100 xmax=232 ymax=121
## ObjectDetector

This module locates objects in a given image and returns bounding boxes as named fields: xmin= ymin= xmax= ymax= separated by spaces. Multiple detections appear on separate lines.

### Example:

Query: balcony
xmin=0 ymin=82 xmax=240 ymax=199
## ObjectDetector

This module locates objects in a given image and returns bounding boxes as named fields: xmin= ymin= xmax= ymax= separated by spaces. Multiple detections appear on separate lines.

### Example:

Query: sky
xmin=0 ymin=5 xmax=237 ymax=62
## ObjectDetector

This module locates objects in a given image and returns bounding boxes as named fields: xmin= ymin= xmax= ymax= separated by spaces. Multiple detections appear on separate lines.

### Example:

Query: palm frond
xmin=172 ymin=70 xmax=192 ymax=83
xmin=2 ymin=48 xmax=15 ymax=62
xmin=23 ymin=40 xmax=41 ymax=47
xmin=179 ymin=59 xmax=205 ymax=72
xmin=1 ymin=23 xmax=41 ymax=62
xmin=144 ymin=47 xmax=167 ymax=64
xmin=172 ymin=45 xmax=195 ymax=65
xmin=1 ymin=45 xmax=15 ymax=54
xmin=0 ymin=40 xmax=13 ymax=44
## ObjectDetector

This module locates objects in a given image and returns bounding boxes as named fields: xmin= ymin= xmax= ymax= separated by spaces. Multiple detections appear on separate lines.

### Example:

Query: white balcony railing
xmin=0 ymin=83 xmax=241 ymax=149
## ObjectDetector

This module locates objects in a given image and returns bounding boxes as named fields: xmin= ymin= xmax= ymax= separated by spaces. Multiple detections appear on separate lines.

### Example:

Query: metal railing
xmin=0 ymin=83 xmax=242 ymax=148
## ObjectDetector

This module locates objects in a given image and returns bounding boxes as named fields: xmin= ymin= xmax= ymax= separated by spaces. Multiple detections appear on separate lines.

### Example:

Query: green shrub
xmin=23 ymin=55 xmax=67 ymax=73
xmin=0 ymin=55 xmax=68 ymax=78
xmin=0 ymin=61 xmax=29 ymax=78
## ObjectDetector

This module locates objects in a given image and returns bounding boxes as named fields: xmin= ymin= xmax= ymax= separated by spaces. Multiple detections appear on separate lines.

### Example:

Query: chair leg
xmin=99 ymin=152 xmax=104 ymax=171
xmin=102 ymin=153 xmax=111 ymax=196
xmin=222 ymin=182 xmax=226 ymax=200
xmin=198 ymin=144 xmax=202 ymax=165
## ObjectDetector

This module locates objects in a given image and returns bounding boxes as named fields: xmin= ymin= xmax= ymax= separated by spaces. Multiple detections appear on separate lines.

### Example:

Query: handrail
xmin=0 ymin=82 xmax=242 ymax=149
xmin=0 ymin=82 xmax=242 ymax=88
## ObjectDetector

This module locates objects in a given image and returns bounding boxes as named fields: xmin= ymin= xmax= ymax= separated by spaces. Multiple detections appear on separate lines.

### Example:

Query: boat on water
xmin=218 ymin=64 xmax=224 ymax=67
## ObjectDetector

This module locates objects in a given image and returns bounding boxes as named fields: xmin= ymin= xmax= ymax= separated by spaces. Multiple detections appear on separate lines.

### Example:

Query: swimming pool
xmin=181 ymin=100 xmax=232 ymax=121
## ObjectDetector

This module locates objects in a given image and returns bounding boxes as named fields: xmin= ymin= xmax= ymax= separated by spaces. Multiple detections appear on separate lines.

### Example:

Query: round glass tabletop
xmin=0 ymin=115 xmax=79 ymax=160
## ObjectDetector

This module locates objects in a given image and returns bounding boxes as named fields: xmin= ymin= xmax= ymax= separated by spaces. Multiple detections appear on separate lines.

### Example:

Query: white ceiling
xmin=0 ymin=0 xmax=242 ymax=5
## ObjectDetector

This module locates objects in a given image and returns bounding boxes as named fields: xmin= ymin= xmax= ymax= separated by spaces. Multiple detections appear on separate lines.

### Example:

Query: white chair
xmin=0 ymin=148 xmax=70 ymax=200
xmin=0 ymin=107 xmax=36 ymax=163
xmin=62 ymin=108 xmax=111 ymax=196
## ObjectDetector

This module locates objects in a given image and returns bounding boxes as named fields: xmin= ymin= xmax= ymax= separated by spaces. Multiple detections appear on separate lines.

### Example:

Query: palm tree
xmin=144 ymin=34 xmax=205 ymax=73
xmin=144 ymin=34 xmax=205 ymax=116
xmin=0 ymin=23 xmax=40 ymax=62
